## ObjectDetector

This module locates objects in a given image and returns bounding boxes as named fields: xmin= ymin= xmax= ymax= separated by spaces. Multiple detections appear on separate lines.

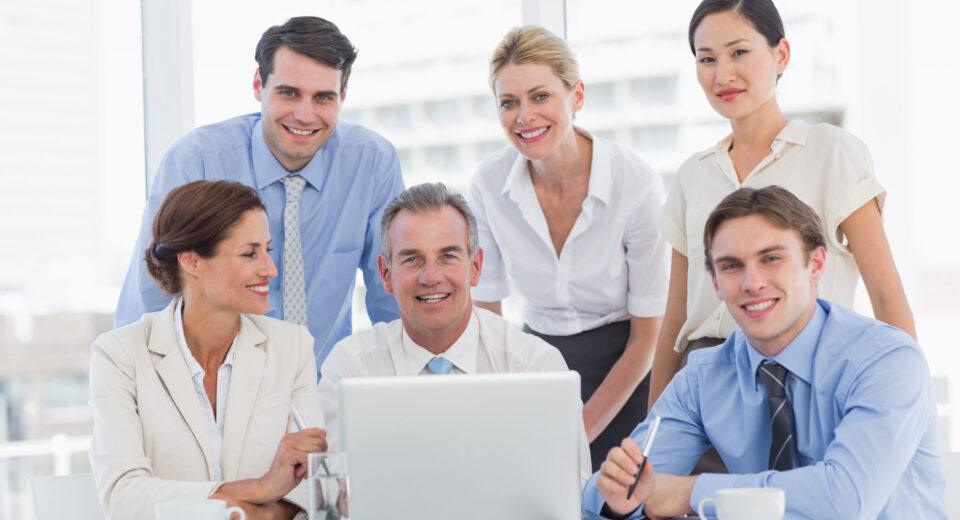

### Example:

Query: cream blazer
xmin=88 ymin=300 xmax=324 ymax=519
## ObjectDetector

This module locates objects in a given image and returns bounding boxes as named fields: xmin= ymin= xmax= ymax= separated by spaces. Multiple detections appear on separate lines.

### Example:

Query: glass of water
xmin=308 ymin=451 xmax=349 ymax=520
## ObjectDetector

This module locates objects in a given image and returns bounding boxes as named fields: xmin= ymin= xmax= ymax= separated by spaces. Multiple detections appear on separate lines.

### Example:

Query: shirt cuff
xmin=599 ymin=503 xmax=645 ymax=519
xmin=627 ymin=292 xmax=667 ymax=318
xmin=657 ymin=215 xmax=687 ymax=257
xmin=583 ymin=473 xmax=646 ymax=520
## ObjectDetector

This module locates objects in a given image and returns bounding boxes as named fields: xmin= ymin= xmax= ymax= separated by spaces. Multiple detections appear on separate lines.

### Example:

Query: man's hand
xmin=598 ymin=437 xmax=655 ymax=516
xmin=256 ymin=428 xmax=328 ymax=502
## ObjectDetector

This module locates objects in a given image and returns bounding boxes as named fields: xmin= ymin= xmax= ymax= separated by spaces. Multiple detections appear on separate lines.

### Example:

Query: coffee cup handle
xmin=226 ymin=506 xmax=246 ymax=520
xmin=697 ymin=497 xmax=715 ymax=520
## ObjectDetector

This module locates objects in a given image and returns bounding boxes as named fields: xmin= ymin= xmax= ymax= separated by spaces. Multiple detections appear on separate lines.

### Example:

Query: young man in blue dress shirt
xmin=583 ymin=186 xmax=945 ymax=519
xmin=116 ymin=17 xmax=404 ymax=369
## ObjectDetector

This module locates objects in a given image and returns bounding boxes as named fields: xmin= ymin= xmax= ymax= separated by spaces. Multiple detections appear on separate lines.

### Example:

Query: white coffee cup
xmin=155 ymin=498 xmax=246 ymax=520
xmin=697 ymin=487 xmax=785 ymax=520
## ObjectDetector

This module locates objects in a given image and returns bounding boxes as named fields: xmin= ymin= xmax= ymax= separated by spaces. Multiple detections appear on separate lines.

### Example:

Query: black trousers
xmin=524 ymin=320 xmax=649 ymax=472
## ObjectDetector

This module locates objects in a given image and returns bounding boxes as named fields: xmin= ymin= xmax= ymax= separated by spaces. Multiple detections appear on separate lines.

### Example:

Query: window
xmin=0 ymin=0 xmax=144 ymax=516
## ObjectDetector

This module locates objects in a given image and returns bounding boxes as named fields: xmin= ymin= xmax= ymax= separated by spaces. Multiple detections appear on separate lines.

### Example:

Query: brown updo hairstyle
xmin=146 ymin=180 xmax=266 ymax=294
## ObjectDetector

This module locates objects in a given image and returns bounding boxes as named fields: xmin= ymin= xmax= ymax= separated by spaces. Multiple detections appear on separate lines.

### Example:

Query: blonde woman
xmin=469 ymin=26 xmax=668 ymax=470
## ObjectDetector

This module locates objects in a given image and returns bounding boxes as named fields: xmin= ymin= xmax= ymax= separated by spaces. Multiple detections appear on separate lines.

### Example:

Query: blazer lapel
xmin=221 ymin=314 xmax=267 ymax=481
xmin=148 ymin=301 xmax=217 ymax=480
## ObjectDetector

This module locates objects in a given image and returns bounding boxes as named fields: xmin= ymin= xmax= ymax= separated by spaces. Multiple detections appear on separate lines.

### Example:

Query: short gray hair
xmin=380 ymin=183 xmax=479 ymax=260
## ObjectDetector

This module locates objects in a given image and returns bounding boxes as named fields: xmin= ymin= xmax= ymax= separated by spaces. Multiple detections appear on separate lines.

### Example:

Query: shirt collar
xmin=251 ymin=116 xmax=337 ymax=191
xmin=745 ymin=299 xmax=827 ymax=388
xmin=401 ymin=311 xmax=480 ymax=374
xmin=695 ymin=119 xmax=811 ymax=161
xmin=500 ymin=127 xmax=610 ymax=205
xmin=174 ymin=296 xmax=237 ymax=379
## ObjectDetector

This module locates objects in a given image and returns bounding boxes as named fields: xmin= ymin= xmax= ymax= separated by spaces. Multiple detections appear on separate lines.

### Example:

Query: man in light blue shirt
xmin=584 ymin=186 xmax=945 ymax=519
xmin=116 ymin=17 xmax=403 ymax=368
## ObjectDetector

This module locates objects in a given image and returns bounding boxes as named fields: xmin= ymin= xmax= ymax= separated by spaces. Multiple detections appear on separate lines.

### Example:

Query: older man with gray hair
xmin=318 ymin=182 xmax=591 ymax=483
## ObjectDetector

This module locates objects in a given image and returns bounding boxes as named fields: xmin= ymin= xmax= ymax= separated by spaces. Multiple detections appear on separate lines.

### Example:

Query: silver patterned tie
xmin=280 ymin=174 xmax=308 ymax=326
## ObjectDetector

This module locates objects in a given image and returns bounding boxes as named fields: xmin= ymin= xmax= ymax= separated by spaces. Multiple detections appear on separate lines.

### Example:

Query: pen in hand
xmin=626 ymin=415 xmax=660 ymax=500
xmin=290 ymin=404 xmax=331 ymax=476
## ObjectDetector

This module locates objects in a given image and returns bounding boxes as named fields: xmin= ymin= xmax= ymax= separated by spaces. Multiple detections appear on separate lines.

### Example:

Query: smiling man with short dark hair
xmin=583 ymin=186 xmax=945 ymax=519
xmin=116 ymin=17 xmax=404 ymax=371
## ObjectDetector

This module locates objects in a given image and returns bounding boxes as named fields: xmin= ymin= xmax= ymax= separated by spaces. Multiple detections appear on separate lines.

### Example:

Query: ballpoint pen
xmin=291 ymin=403 xmax=331 ymax=476
xmin=626 ymin=415 xmax=660 ymax=500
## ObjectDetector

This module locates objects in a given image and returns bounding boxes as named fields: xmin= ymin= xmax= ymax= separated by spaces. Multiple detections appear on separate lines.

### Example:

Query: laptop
xmin=339 ymin=371 xmax=583 ymax=520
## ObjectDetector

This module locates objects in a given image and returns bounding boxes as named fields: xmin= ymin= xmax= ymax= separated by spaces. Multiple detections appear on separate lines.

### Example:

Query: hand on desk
xmin=598 ymin=437 xmax=696 ymax=519
xmin=215 ymin=428 xmax=327 ymax=505
xmin=209 ymin=493 xmax=302 ymax=520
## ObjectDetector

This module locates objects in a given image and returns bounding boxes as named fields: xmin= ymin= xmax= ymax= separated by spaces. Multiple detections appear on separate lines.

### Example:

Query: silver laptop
xmin=339 ymin=371 xmax=582 ymax=520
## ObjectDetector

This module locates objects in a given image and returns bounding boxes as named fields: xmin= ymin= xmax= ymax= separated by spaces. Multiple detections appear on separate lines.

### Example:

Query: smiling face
xmin=179 ymin=209 xmax=277 ymax=316
xmin=378 ymin=206 xmax=483 ymax=353
xmin=693 ymin=10 xmax=789 ymax=122
xmin=709 ymin=214 xmax=825 ymax=356
xmin=493 ymin=62 xmax=584 ymax=161
xmin=253 ymin=46 xmax=346 ymax=172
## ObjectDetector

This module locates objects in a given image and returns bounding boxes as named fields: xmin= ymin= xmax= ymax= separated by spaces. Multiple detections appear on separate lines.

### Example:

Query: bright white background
xmin=1 ymin=1 xmax=958 ymax=518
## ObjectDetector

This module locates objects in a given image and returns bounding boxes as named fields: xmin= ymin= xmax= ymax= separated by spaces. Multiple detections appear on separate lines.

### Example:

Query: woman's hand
xmin=209 ymin=493 xmax=302 ymax=520
xmin=211 ymin=428 xmax=327 ymax=505
xmin=256 ymin=428 xmax=328 ymax=501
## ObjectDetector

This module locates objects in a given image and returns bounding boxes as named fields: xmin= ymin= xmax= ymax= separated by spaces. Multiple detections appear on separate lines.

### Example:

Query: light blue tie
xmin=426 ymin=357 xmax=454 ymax=375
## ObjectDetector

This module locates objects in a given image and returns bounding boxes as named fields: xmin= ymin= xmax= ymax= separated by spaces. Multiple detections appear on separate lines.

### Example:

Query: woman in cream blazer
xmin=89 ymin=180 xmax=326 ymax=519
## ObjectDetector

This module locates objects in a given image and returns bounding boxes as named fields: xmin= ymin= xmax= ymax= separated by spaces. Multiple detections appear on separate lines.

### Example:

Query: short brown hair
xmin=489 ymin=25 xmax=580 ymax=93
xmin=703 ymin=186 xmax=826 ymax=275
xmin=255 ymin=16 xmax=358 ymax=92
xmin=146 ymin=181 xmax=266 ymax=293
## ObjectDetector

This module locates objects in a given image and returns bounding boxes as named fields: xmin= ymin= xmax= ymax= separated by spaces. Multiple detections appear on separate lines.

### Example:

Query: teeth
xmin=247 ymin=285 xmax=268 ymax=293
xmin=417 ymin=294 xmax=448 ymax=302
xmin=745 ymin=300 xmax=774 ymax=312
xmin=519 ymin=127 xmax=547 ymax=139
xmin=286 ymin=126 xmax=315 ymax=136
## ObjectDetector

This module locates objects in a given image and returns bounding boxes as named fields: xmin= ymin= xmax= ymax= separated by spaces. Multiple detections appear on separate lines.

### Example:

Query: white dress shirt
xmin=173 ymin=296 xmax=237 ymax=482
xmin=468 ymin=127 xmax=668 ymax=336
xmin=318 ymin=308 xmax=592 ymax=484
xmin=660 ymin=120 xmax=886 ymax=352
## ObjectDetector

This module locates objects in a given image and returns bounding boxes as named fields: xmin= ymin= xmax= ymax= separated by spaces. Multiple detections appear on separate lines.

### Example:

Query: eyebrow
xmin=696 ymin=39 xmax=751 ymax=52
xmin=498 ymin=85 xmax=548 ymax=99
xmin=395 ymin=245 xmax=465 ymax=257
xmin=712 ymin=244 xmax=787 ymax=265
xmin=273 ymin=84 xmax=339 ymax=98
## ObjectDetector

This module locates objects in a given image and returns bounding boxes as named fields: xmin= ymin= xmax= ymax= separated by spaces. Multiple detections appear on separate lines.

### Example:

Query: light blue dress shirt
xmin=583 ymin=300 xmax=946 ymax=519
xmin=115 ymin=114 xmax=404 ymax=369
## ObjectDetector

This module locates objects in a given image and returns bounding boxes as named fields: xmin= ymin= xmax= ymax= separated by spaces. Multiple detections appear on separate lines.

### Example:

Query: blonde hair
xmin=489 ymin=25 xmax=581 ymax=93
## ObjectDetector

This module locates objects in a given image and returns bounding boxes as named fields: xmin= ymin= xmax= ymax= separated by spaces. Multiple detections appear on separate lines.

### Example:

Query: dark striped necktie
xmin=758 ymin=361 xmax=797 ymax=471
